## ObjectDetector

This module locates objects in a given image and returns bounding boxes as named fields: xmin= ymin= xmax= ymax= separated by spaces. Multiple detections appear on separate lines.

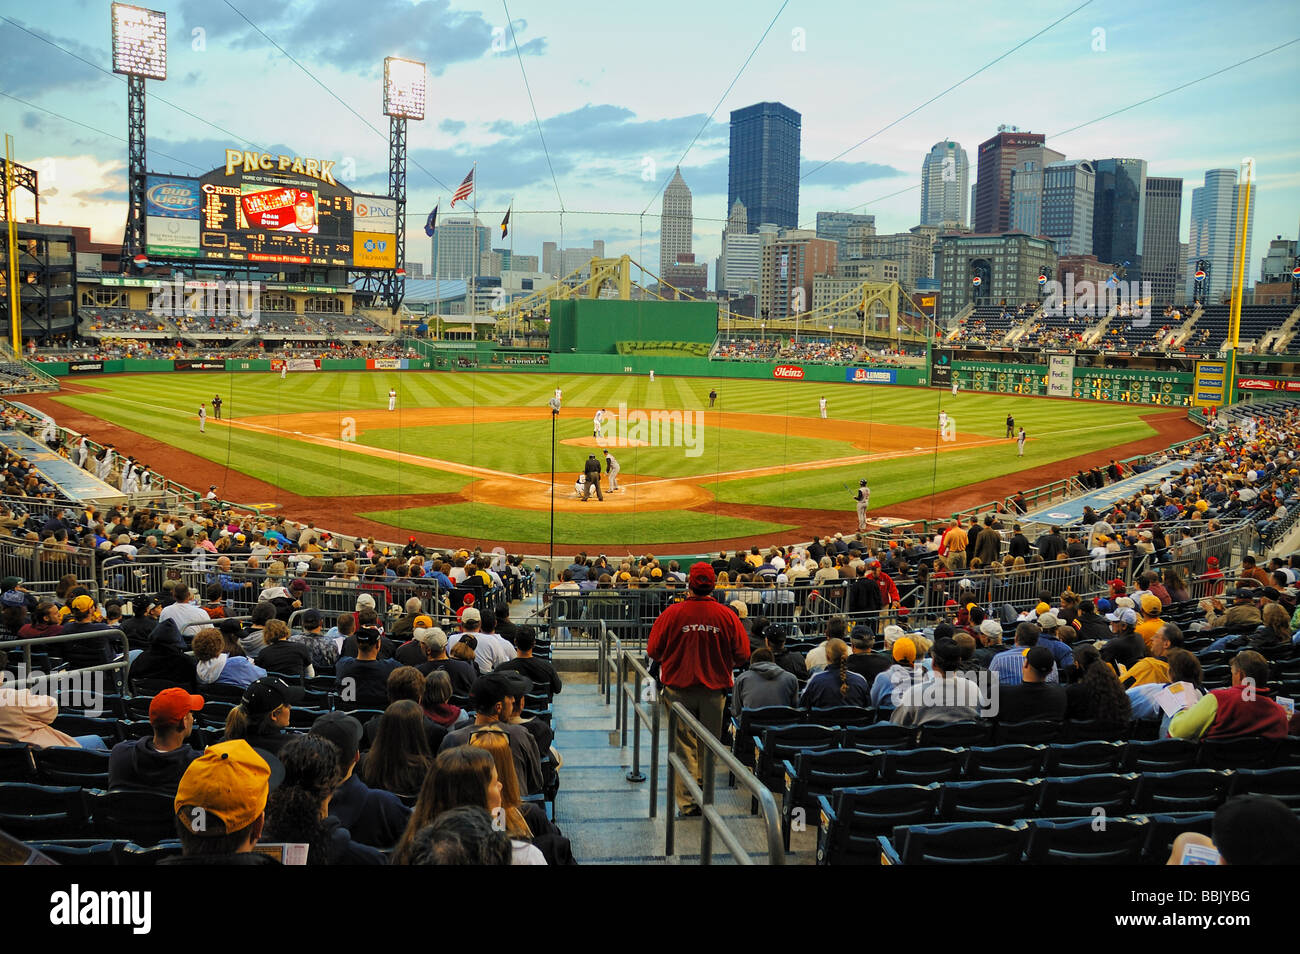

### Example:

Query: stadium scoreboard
xmin=144 ymin=149 xmax=397 ymax=269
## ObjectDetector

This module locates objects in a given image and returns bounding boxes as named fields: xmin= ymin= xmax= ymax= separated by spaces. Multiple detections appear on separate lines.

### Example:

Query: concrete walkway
xmin=549 ymin=672 xmax=818 ymax=865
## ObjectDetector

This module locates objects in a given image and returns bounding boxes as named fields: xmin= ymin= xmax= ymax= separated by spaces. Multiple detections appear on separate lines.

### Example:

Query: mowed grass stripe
xmin=359 ymin=503 xmax=794 ymax=547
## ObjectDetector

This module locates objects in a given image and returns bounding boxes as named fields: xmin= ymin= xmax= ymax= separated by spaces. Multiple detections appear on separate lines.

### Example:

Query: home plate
xmin=913 ymin=446 xmax=923 ymax=450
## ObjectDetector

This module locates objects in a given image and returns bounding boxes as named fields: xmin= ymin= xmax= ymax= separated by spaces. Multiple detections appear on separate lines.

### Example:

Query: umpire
xmin=581 ymin=454 xmax=604 ymax=501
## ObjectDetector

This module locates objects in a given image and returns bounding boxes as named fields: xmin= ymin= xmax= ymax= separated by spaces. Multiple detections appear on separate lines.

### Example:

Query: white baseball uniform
xmin=855 ymin=485 xmax=870 ymax=531
xmin=1017 ymin=429 xmax=1026 ymax=456
xmin=281 ymin=363 xmax=287 ymax=380
xmin=605 ymin=452 xmax=621 ymax=491
xmin=649 ymin=370 xmax=655 ymax=382
xmin=388 ymin=389 xmax=397 ymax=411
xmin=198 ymin=406 xmax=206 ymax=434
xmin=819 ymin=398 xmax=827 ymax=419
xmin=593 ymin=409 xmax=605 ymax=439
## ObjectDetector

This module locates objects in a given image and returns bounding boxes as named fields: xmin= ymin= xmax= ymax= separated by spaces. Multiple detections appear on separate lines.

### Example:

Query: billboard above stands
xmin=1048 ymin=354 xmax=1075 ymax=397
xmin=353 ymin=231 xmax=396 ymax=269
xmin=1237 ymin=378 xmax=1276 ymax=391
xmin=354 ymin=196 xmax=397 ymax=234
xmin=1192 ymin=360 xmax=1228 ymax=407
xmin=845 ymin=367 xmax=896 ymax=384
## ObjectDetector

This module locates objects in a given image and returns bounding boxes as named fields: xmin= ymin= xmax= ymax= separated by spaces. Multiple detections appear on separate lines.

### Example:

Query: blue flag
xmin=423 ymin=204 xmax=438 ymax=237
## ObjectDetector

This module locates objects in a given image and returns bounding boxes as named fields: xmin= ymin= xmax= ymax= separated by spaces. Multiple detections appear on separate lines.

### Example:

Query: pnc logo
xmin=773 ymin=365 xmax=805 ymax=380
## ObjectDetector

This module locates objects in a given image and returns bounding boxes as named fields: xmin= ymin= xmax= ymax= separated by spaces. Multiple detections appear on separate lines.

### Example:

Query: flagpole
xmin=471 ymin=161 xmax=478 ymax=320
xmin=509 ymin=195 xmax=515 ymax=340
xmin=434 ymin=199 xmax=440 ymax=337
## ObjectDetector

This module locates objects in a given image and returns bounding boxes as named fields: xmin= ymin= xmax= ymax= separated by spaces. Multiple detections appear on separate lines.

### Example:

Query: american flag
xmin=451 ymin=168 xmax=474 ymax=207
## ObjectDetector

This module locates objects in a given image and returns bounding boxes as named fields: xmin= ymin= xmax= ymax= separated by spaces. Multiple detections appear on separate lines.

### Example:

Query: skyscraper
xmin=1040 ymin=160 xmax=1095 ymax=257
xmin=973 ymin=127 xmax=1047 ymax=234
xmin=1188 ymin=168 xmax=1255 ymax=302
xmin=815 ymin=211 xmax=875 ymax=259
xmin=431 ymin=217 xmax=490 ymax=280
xmin=659 ymin=167 xmax=692 ymax=279
xmin=728 ymin=102 xmax=801 ymax=232
xmin=720 ymin=199 xmax=761 ymax=296
xmin=1092 ymin=158 xmax=1148 ymax=277
xmin=921 ymin=141 xmax=970 ymax=227
xmin=1143 ymin=176 xmax=1182 ymax=306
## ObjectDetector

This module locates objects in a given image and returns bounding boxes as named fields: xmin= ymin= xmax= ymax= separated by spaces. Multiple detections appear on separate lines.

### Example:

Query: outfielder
xmin=198 ymin=405 xmax=206 ymax=434
xmin=605 ymin=450 xmax=621 ymax=492
xmin=280 ymin=362 xmax=287 ymax=380
xmin=388 ymin=388 xmax=397 ymax=412
xmin=855 ymin=478 xmax=870 ymax=531
xmin=649 ymin=370 xmax=655 ymax=383
xmin=1017 ymin=427 xmax=1027 ymax=457
xmin=818 ymin=397 xmax=827 ymax=419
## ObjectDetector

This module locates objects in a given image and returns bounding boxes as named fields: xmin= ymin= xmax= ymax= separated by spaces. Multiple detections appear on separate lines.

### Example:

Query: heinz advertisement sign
xmin=773 ymin=365 xmax=805 ymax=380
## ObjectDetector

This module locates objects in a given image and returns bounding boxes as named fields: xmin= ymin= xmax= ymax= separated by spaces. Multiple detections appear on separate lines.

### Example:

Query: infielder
xmin=388 ymin=388 xmax=397 ymax=412
xmin=819 ymin=397 xmax=828 ymax=419
xmin=198 ymin=404 xmax=206 ymax=434
xmin=554 ymin=387 xmax=563 ymax=407
xmin=604 ymin=450 xmax=621 ymax=492
xmin=939 ymin=409 xmax=948 ymax=432
xmin=1017 ymin=427 xmax=1027 ymax=457
xmin=855 ymin=478 xmax=870 ymax=531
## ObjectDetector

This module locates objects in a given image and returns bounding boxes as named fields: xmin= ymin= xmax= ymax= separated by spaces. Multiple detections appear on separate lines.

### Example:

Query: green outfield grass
xmin=359 ymin=503 xmax=795 ymax=546
xmin=52 ymin=370 xmax=1161 ymax=544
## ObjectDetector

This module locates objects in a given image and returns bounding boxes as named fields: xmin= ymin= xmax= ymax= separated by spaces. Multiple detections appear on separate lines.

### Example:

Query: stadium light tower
xmin=380 ymin=57 xmax=426 ymax=313
xmin=111 ymin=3 xmax=166 ymax=272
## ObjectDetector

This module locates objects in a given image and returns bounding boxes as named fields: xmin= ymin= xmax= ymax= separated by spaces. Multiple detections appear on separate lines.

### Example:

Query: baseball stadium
xmin=0 ymin=0 xmax=1299 ymax=888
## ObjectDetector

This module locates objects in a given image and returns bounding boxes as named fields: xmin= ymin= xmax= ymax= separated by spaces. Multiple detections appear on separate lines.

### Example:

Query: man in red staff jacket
xmin=648 ymin=562 xmax=750 ymax=817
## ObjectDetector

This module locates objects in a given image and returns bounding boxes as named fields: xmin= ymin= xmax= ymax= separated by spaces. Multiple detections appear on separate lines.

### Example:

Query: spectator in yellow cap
xmin=1136 ymin=594 xmax=1164 ymax=648
xmin=166 ymin=739 xmax=280 ymax=865
xmin=870 ymin=633 xmax=923 ymax=708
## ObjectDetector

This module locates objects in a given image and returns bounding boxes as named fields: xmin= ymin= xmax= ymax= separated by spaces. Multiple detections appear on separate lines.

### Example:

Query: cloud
xmin=439 ymin=119 xmax=467 ymax=135
xmin=0 ymin=19 xmax=111 ymax=96
xmin=800 ymin=157 xmax=908 ymax=187
xmin=177 ymin=0 xmax=545 ymax=76
xmin=24 ymin=154 xmax=128 ymax=240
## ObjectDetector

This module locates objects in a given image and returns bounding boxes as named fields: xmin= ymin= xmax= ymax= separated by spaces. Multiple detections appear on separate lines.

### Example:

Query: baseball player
xmin=573 ymin=474 xmax=586 ymax=497
xmin=74 ymin=436 xmax=89 ymax=468
xmin=554 ymin=387 xmax=563 ymax=405
xmin=855 ymin=478 xmax=870 ymax=531
xmin=198 ymin=404 xmax=206 ymax=434
xmin=605 ymin=450 xmax=621 ymax=492
xmin=206 ymin=485 xmax=218 ymax=501
xmin=951 ymin=380 xmax=959 ymax=396
xmin=593 ymin=408 xmax=606 ymax=440
xmin=709 ymin=388 xmax=717 ymax=408
xmin=212 ymin=394 xmax=223 ymax=420
xmin=1017 ymin=427 xmax=1027 ymax=457
xmin=649 ymin=370 xmax=655 ymax=383
xmin=1005 ymin=414 xmax=1014 ymax=438
xmin=280 ymin=362 xmax=287 ymax=380
xmin=388 ymin=388 xmax=397 ymax=412
xmin=939 ymin=409 xmax=948 ymax=432
xmin=818 ymin=397 xmax=828 ymax=419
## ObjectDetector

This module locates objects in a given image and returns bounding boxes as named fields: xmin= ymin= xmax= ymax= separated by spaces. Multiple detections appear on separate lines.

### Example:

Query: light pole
xmin=548 ymin=396 xmax=560 ymax=565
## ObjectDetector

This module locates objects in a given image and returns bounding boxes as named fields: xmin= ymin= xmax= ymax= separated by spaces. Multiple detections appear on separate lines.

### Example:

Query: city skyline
xmin=1 ymin=0 xmax=1297 ymax=286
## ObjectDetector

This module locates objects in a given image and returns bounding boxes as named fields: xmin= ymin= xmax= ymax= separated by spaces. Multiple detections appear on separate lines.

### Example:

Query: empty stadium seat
xmin=87 ymin=788 xmax=177 ymax=846
xmin=1133 ymin=769 xmax=1234 ymax=813
xmin=781 ymin=749 xmax=881 ymax=851
xmin=0 ymin=782 xmax=88 ymax=840
xmin=0 ymin=743 xmax=35 ymax=782
xmin=753 ymin=724 xmax=839 ymax=792
xmin=880 ymin=821 xmax=1031 ymax=865
xmin=992 ymin=720 xmax=1062 ymax=745
xmin=808 ymin=706 xmax=877 ymax=728
xmin=937 ymin=778 xmax=1043 ymax=824
xmin=816 ymin=784 xmax=943 ymax=865
xmin=916 ymin=721 xmax=992 ymax=748
xmin=1228 ymin=766 xmax=1300 ymax=808
xmin=34 ymin=746 xmax=111 ymax=786
xmin=879 ymin=747 xmax=967 ymax=785
xmin=1044 ymin=741 xmax=1126 ymax=777
xmin=1141 ymin=812 xmax=1217 ymax=864
xmin=1197 ymin=737 xmax=1280 ymax=770
xmin=1122 ymin=738 xmax=1198 ymax=773
xmin=962 ymin=744 xmax=1048 ymax=780
xmin=1038 ymin=773 xmax=1139 ymax=817
xmin=842 ymin=722 xmax=915 ymax=751
xmin=1025 ymin=816 xmax=1149 ymax=864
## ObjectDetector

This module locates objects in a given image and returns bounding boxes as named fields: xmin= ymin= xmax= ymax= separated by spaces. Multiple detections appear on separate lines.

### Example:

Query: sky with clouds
xmin=1 ymin=0 xmax=1297 ymax=283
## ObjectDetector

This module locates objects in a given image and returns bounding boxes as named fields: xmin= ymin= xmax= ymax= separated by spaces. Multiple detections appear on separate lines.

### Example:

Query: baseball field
xmin=31 ymin=370 xmax=1201 ymax=553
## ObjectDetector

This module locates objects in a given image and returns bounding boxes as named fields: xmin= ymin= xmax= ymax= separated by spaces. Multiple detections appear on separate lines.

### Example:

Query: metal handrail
xmin=663 ymin=698 xmax=785 ymax=865
xmin=613 ymin=643 xmax=659 ymax=810
xmin=0 ymin=627 xmax=132 ymax=689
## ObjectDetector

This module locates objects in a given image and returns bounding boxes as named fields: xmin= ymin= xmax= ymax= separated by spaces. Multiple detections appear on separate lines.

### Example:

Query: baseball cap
xmin=688 ymin=561 xmax=716 ymax=592
xmin=1260 ymin=586 xmax=1281 ymax=601
xmin=1037 ymin=611 xmax=1061 ymax=629
xmin=460 ymin=606 xmax=481 ymax=624
xmin=468 ymin=672 xmax=511 ymax=711
xmin=174 ymin=740 xmax=273 ymax=835
xmin=309 ymin=711 xmax=364 ymax=766
xmin=0 ymin=576 xmax=22 ymax=590
xmin=302 ymin=609 xmax=322 ymax=628
xmin=356 ymin=593 xmax=376 ymax=610
xmin=729 ymin=600 xmax=748 ymax=619
xmin=892 ymin=637 xmax=917 ymax=664
xmin=414 ymin=626 xmax=447 ymax=653
xmin=497 ymin=670 xmax=533 ymax=699
xmin=1034 ymin=601 xmax=1051 ymax=616
xmin=149 ymin=688 xmax=204 ymax=724
xmin=883 ymin=624 xmax=905 ymax=644
xmin=1105 ymin=608 xmax=1138 ymax=625
xmin=354 ymin=625 xmax=381 ymax=645
xmin=1207 ymin=556 xmax=1220 ymax=567
xmin=1140 ymin=594 xmax=1162 ymax=615
xmin=1107 ymin=579 xmax=1126 ymax=593
xmin=71 ymin=594 xmax=95 ymax=614
xmin=1 ymin=590 xmax=26 ymax=609
xmin=132 ymin=594 xmax=158 ymax=615
xmin=931 ymin=638 xmax=961 ymax=671
xmin=1024 ymin=646 xmax=1055 ymax=676
xmin=241 ymin=676 xmax=300 ymax=716
xmin=979 ymin=619 xmax=1003 ymax=639
xmin=1115 ymin=596 xmax=1136 ymax=610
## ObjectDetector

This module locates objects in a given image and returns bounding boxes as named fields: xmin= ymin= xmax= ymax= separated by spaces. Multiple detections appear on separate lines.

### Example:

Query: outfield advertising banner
xmin=1048 ymin=355 xmax=1075 ymax=397
xmin=174 ymin=359 xmax=226 ymax=370
xmin=1192 ymin=360 xmax=1229 ymax=407
xmin=287 ymin=358 xmax=320 ymax=372
xmin=845 ymin=367 xmax=897 ymax=384
xmin=368 ymin=358 xmax=402 ymax=370
xmin=67 ymin=361 xmax=103 ymax=374
xmin=930 ymin=349 xmax=953 ymax=387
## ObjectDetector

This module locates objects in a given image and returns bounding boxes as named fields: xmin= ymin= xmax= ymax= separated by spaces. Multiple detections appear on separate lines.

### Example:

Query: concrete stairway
xmin=549 ymin=672 xmax=819 ymax=864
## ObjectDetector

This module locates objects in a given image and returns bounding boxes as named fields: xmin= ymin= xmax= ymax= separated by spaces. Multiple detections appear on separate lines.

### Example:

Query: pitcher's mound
xmin=561 ymin=437 xmax=651 ymax=448
xmin=465 ymin=473 xmax=711 ymax=512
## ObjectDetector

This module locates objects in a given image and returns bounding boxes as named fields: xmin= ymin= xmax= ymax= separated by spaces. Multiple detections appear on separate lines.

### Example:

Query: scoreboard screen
xmin=144 ymin=150 xmax=396 ymax=270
